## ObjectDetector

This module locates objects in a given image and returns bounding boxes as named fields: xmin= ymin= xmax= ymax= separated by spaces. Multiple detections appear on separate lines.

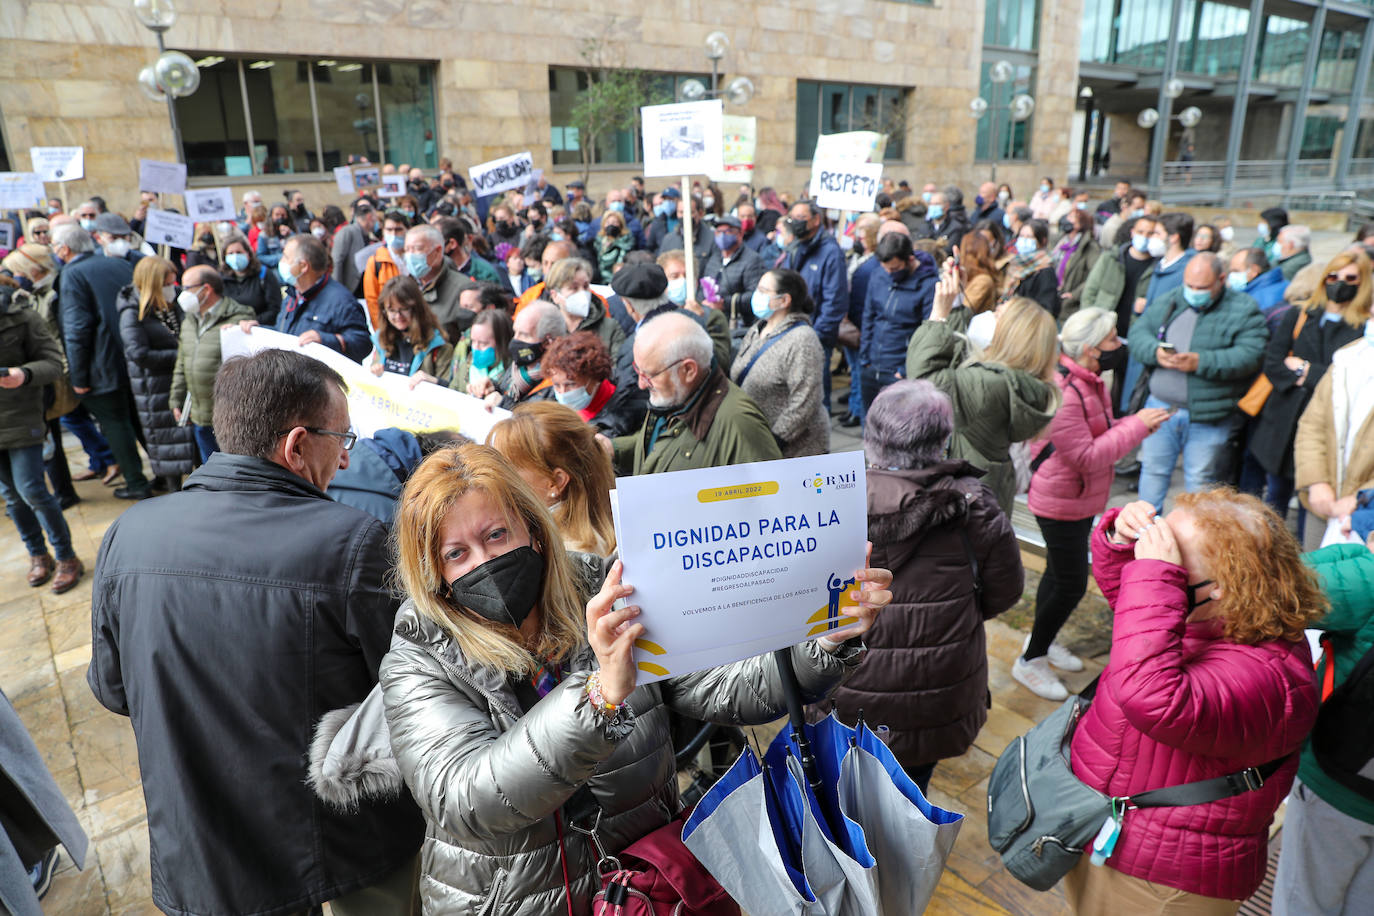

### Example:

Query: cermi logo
xmin=804 ymin=470 xmax=858 ymax=494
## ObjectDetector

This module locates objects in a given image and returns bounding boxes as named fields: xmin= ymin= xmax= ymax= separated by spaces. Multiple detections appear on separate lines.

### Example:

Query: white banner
xmin=29 ymin=146 xmax=84 ymax=182
xmin=641 ymin=100 xmax=724 ymax=178
xmin=612 ymin=451 xmax=868 ymax=684
xmin=138 ymin=158 xmax=187 ymax=195
xmin=220 ymin=327 xmax=511 ymax=442
xmin=467 ymin=151 xmax=534 ymax=198
xmin=143 ymin=208 xmax=195 ymax=249
xmin=184 ymin=187 xmax=236 ymax=222
xmin=0 ymin=172 xmax=46 ymax=210
xmin=809 ymin=160 xmax=884 ymax=212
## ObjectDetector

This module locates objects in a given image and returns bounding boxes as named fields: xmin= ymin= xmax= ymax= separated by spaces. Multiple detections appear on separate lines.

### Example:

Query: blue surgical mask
xmin=1075 ymin=201 xmax=1088 ymax=210
xmin=921 ymin=191 xmax=932 ymax=204
xmin=278 ymin=258 xmax=298 ymax=286
xmin=1132 ymin=208 xmax=1146 ymax=218
xmin=225 ymin=252 xmax=249 ymax=272
xmin=1131 ymin=234 xmax=1150 ymax=253
xmin=666 ymin=276 xmax=688 ymax=305
xmin=1002 ymin=212 xmax=1013 ymax=229
xmin=555 ymin=384 xmax=594 ymax=411
xmin=471 ymin=345 xmax=497 ymax=369
xmin=1257 ymin=221 xmax=1270 ymax=240
xmin=751 ymin=289 xmax=774 ymax=320
xmin=79 ymin=217 xmax=96 ymax=231
xmin=608 ymin=201 xmax=625 ymax=213
xmin=656 ymin=201 xmax=675 ymax=217
xmin=386 ymin=234 xmax=405 ymax=252
xmin=550 ymin=231 xmax=565 ymax=242
xmin=1039 ymin=184 xmax=1050 ymax=194
xmin=1015 ymin=237 xmax=1037 ymax=257
xmin=404 ymin=252 xmax=430 ymax=278
xmin=927 ymin=204 xmax=944 ymax=221
xmin=714 ymin=231 xmax=738 ymax=251
xmin=402 ymin=209 xmax=415 ymax=219
xmin=1226 ymin=271 xmax=1249 ymax=292
xmin=1182 ymin=286 xmax=1212 ymax=309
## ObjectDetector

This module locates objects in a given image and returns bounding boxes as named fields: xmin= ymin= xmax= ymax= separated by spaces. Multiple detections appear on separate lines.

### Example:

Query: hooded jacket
xmin=115 ymin=286 xmax=196 ymax=477
xmin=326 ymin=427 xmax=424 ymax=525
xmin=363 ymin=244 xmax=404 ymax=332
xmin=1295 ymin=336 xmax=1374 ymax=507
xmin=814 ymin=463 xmax=1023 ymax=770
xmin=905 ymin=320 xmax=1057 ymax=514
xmin=1070 ymin=508 xmax=1316 ymax=900
xmin=1027 ymin=356 xmax=1151 ymax=521
xmin=222 ymin=262 xmax=282 ymax=325
xmin=0 ymin=288 xmax=63 ymax=451
xmin=1079 ymin=242 xmax=1155 ymax=328
xmin=379 ymin=569 xmax=862 ymax=915
xmin=860 ymin=249 xmax=938 ymax=376
xmin=87 ymin=453 xmax=424 ymax=915
xmin=277 ymin=274 xmax=372 ymax=362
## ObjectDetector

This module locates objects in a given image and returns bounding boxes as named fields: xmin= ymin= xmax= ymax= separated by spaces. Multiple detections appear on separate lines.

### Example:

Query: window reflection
xmin=547 ymin=67 xmax=708 ymax=167
xmin=380 ymin=62 xmax=437 ymax=170
xmin=975 ymin=63 xmax=1035 ymax=161
xmin=312 ymin=60 xmax=378 ymax=169
xmin=984 ymin=0 xmax=1039 ymax=51
xmin=796 ymin=81 xmax=908 ymax=161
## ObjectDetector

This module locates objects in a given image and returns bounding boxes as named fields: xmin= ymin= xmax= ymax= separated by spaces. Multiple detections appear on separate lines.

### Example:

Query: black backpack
xmin=1311 ymin=637 xmax=1374 ymax=799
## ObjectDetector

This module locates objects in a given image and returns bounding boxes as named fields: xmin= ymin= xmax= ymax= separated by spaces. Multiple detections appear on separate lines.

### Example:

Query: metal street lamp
xmin=677 ymin=32 xmax=754 ymax=107
xmin=968 ymin=60 xmax=1034 ymax=182
xmin=133 ymin=0 xmax=200 ymax=165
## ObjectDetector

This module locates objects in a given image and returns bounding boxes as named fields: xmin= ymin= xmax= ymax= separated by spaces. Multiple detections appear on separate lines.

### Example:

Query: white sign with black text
xmin=143 ymin=208 xmax=195 ymax=249
xmin=640 ymin=100 xmax=723 ymax=179
xmin=468 ymin=151 xmax=534 ymax=198
xmin=138 ymin=158 xmax=187 ymax=195
xmin=0 ymin=173 xmax=47 ymax=210
xmin=29 ymin=147 xmax=84 ymax=182
xmin=809 ymin=160 xmax=884 ymax=212
xmin=184 ymin=187 xmax=236 ymax=222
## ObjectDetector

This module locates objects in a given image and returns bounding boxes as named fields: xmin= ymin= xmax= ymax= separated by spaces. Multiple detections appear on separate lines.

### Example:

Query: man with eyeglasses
xmin=89 ymin=348 xmax=423 ymax=916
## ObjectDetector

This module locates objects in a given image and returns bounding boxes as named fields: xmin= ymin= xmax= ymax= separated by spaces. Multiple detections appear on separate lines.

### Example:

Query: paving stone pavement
xmin=0 ymin=424 xmax=1089 ymax=915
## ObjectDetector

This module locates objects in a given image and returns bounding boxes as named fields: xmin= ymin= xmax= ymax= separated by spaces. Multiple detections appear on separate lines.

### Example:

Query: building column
xmin=1222 ymin=0 xmax=1267 ymax=206
xmin=1282 ymin=1 xmax=1329 ymax=200
xmin=1336 ymin=14 xmax=1374 ymax=190
xmin=1147 ymin=0 xmax=1187 ymax=193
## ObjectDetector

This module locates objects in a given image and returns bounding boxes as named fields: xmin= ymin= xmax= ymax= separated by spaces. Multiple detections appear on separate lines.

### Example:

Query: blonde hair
xmin=487 ymin=401 xmax=617 ymax=556
xmin=393 ymin=444 xmax=588 ymax=675
xmin=133 ymin=255 xmax=177 ymax=320
xmin=982 ymin=297 xmax=1061 ymax=383
xmin=1310 ymin=250 xmax=1373 ymax=328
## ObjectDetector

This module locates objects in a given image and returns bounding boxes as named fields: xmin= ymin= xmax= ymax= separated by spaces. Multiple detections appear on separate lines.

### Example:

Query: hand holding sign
xmin=587 ymin=560 xmax=646 ymax=705
xmin=823 ymin=542 xmax=893 ymax=644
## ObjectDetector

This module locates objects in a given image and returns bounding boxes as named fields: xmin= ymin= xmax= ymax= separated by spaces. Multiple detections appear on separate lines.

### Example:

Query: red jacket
xmin=1027 ymin=356 xmax=1150 ymax=521
xmin=1069 ymin=509 xmax=1318 ymax=900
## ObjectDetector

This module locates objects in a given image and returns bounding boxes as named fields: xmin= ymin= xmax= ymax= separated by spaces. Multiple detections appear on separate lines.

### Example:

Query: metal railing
xmin=1156 ymin=159 xmax=1374 ymax=199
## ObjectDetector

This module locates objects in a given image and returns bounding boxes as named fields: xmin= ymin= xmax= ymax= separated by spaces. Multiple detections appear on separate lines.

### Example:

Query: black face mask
xmin=605 ymin=224 xmax=621 ymax=237
xmin=1059 ymin=218 xmax=1075 ymax=236
xmin=784 ymin=216 xmax=811 ymax=240
xmin=447 ymin=546 xmax=545 ymax=628
xmin=510 ymin=338 xmax=545 ymax=367
xmin=1325 ymin=280 xmax=1359 ymax=304
xmin=1096 ymin=345 xmax=1129 ymax=375
xmin=1186 ymin=579 xmax=1215 ymax=612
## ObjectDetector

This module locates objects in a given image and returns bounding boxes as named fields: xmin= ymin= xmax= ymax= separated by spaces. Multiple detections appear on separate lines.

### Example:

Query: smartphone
xmin=1158 ymin=342 xmax=1177 ymax=353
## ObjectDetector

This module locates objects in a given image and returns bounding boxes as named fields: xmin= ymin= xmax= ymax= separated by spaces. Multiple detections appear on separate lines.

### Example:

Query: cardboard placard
xmin=467 ymin=151 xmax=535 ymax=198
xmin=143 ymin=208 xmax=195 ymax=249
xmin=138 ymin=158 xmax=187 ymax=195
xmin=350 ymin=164 xmax=382 ymax=191
xmin=29 ymin=146 xmax=84 ymax=182
xmin=809 ymin=160 xmax=884 ymax=212
xmin=184 ymin=187 xmax=236 ymax=222
xmin=641 ymin=100 xmax=724 ymax=179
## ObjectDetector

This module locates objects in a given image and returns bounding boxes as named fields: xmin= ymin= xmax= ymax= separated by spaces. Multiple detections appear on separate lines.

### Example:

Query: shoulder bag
xmin=987 ymin=676 xmax=1288 ymax=891
xmin=1238 ymin=309 xmax=1309 ymax=417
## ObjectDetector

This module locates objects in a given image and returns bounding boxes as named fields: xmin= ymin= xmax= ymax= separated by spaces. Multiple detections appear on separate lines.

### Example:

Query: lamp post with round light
xmin=676 ymin=32 xmax=756 ymax=107
xmin=133 ymin=0 xmax=200 ymax=165
xmin=968 ymin=60 xmax=1035 ymax=184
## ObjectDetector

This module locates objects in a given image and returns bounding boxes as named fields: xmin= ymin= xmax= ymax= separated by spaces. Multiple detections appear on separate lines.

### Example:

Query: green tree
xmin=569 ymin=26 xmax=669 ymax=186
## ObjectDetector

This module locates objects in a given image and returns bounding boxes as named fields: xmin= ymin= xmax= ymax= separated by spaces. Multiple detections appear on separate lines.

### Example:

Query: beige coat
xmin=1295 ymin=338 xmax=1374 ymax=513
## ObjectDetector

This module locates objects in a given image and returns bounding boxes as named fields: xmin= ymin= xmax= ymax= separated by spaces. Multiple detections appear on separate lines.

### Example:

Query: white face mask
xmin=1219 ymin=226 xmax=1235 ymax=242
xmin=104 ymin=238 xmax=131 ymax=258
xmin=562 ymin=289 xmax=592 ymax=318
xmin=162 ymin=284 xmax=177 ymax=303
xmin=968 ymin=311 xmax=997 ymax=351
xmin=176 ymin=288 xmax=201 ymax=312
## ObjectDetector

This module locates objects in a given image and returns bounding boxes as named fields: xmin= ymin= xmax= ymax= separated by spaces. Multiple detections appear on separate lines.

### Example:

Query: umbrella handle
xmin=773 ymin=648 xmax=822 ymax=790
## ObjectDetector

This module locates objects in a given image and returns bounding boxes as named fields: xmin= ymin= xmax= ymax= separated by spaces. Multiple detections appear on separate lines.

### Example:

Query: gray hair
xmin=51 ymin=223 xmax=95 ymax=254
xmin=621 ymin=295 xmax=667 ymax=319
xmin=405 ymin=223 xmax=443 ymax=251
xmin=642 ymin=310 xmax=712 ymax=370
xmin=1191 ymin=251 xmax=1224 ymax=280
xmin=863 ymin=379 xmax=953 ymax=470
xmin=523 ymin=300 xmax=567 ymax=340
xmin=1060 ymin=308 xmax=1118 ymax=359
xmin=1279 ymin=224 xmax=1310 ymax=251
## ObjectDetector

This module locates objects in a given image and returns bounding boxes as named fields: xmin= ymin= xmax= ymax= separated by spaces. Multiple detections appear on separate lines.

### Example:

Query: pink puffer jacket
xmin=1027 ymin=356 xmax=1150 ymax=521
xmin=1069 ymin=509 xmax=1318 ymax=900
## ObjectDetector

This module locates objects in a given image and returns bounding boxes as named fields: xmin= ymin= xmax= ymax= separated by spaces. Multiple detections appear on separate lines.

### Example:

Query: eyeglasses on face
xmin=275 ymin=426 xmax=358 ymax=450
xmin=631 ymin=357 xmax=687 ymax=385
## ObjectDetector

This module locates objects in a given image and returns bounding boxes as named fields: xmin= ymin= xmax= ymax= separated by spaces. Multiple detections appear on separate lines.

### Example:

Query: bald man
xmin=614 ymin=310 xmax=780 ymax=476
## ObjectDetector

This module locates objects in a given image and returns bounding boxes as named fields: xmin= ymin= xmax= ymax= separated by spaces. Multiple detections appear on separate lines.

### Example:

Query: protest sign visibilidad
xmin=468 ymin=151 xmax=534 ymax=197
xmin=612 ymin=451 xmax=868 ymax=684
xmin=221 ymin=327 xmax=510 ymax=442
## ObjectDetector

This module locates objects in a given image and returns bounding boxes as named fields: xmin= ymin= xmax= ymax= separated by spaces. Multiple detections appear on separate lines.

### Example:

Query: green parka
xmin=1079 ymin=243 xmax=1154 ymax=315
xmin=171 ymin=296 xmax=259 ymax=427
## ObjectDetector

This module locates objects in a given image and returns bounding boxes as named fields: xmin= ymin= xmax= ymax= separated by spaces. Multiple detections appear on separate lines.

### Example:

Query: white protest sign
xmin=221 ymin=327 xmax=511 ymax=442
xmin=334 ymin=166 xmax=356 ymax=194
xmin=0 ymin=173 xmax=46 ymax=210
xmin=809 ymin=160 xmax=884 ymax=212
xmin=709 ymin=115 xmax=756 ymax=183
xmin=29 ymin=146 xmax=84 ymax=182
xmin=184 ymin=187 xmax=235 ymax=221
xmin=378 ymin=174 xmax=406 ymax=198
xmin=812 ymin=130 xmax=888 ymax=164
xmin=468 ymin=151 xmax=534 ymax=198
xmin=143 ymin=208 xmax=195 ymax=249
xmin=641 ymin=100 xmax=724 ymax=178
xmin=138 ymin=158 xmax=187 ymax=195
xmin=612 ymin=451 xmax=868 ymax=684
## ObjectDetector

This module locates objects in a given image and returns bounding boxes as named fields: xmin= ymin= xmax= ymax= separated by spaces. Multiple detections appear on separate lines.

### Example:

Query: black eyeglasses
xmin=275 ymin=427 xmax=357 ymax=450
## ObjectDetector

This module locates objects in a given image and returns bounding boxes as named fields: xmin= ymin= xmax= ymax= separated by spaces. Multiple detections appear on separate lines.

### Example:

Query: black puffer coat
xmin=116 ymin=286 xmax=196 ymax=477
xmin=814 ymin=461 xmax=1024 ymax=770
xmin=223 ymin=263 xmax=283 ymax=325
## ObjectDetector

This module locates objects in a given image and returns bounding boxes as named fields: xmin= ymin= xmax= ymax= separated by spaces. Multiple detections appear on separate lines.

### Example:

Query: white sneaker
xmin=1023 ymin=636 xmax=1085 ymax=673
xmin=1013 ymin=655 xmax=1069 ymax=701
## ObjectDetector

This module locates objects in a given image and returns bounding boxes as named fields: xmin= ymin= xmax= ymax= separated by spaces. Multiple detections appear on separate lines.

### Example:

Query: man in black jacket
xmin=88 ymin=349 xmax=422 ymax=916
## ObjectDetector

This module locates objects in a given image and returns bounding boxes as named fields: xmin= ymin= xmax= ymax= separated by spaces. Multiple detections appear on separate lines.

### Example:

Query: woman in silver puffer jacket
xmin=378 ymin=444 xmax=891 ymax=914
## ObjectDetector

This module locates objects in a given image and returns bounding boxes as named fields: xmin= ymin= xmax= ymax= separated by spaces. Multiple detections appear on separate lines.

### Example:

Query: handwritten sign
xmin=184 ymin=187 xmax=235 ymax=222
xmin=641 ymin=100 xmax=723 ymax=179
xmin=29 ymin=147 xmax=84 ymax=182
xmin=221 ymin=326 xmax=511 ymax=442
xmin=809 ymin=160 xmax=884 ymax=212
xmin=143 ymin=208 xmax=195 ymax=249
xmin=138 ymin=158 xmax=187 ymax=195
xmin=612 ymin=451 xmax=868 ymax=684
xmin=468 ymin=151 xmax=534 ymax=198
xmin=0 ymin=173 xmax=46 ymax=210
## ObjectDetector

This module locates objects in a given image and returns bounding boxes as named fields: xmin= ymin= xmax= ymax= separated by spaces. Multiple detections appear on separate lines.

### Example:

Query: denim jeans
xmin=821 ymin=343 xmax=834 ymax=413
xmin=0 ymin=444 xmax=75 ymax=561
xmin=59 ymin=403 xmax=115 ymax=472
xmin=841 ymin=346 xmax=864 ymax=418
xmin=1238 ymin=447 xmax=1295 ymax=520
xmin=1137 ymin=395 xmax=1234 ymax=512
xmin=191 ymin=425 xmax=218 ymax=463
xmin=858 ymin=366 xmax=902 ymax=422
xmin=45 ymin=418 xmax=77 ymax=502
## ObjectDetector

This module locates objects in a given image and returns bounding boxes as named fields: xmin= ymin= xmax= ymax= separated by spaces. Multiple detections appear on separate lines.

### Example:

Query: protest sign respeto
xmin=809 ymin=160 xmax=884 ymax=212
xmin=640 ymin=100 xmax=724 ymax=179
xmin=138 ymin=158 xmax=187 ymax=195
xmin=29 ymin=146 xmax=84 ymax=182
xmin=184 ymin=187 xmax=236 ymax=222
xmin=221 ymin=327 xmax=511 ymax=442
xmin=612 ymin=451 xmax=868 ymax=684
xmin=143 ymin=208 xmax=195 ymax=249
xmin=468 ymin=151 xmax=534 ymax=198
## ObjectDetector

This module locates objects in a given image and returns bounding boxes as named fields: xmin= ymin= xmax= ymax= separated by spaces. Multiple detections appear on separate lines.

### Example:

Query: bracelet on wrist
xmin=585 ymin=671 xmax=621 ymax=713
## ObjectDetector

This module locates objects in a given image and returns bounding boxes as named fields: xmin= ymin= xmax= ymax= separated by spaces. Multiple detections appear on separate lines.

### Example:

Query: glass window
xmin=984 ymin=0 xmax=1040 ymax=51
xmin=172 ymin=54 xmax=438 ymax=178
xmin=1315 ymin=26 xmax=1362 ymax=93
xmin=547 ymin=67 xmax=700 ymax=167
xmin=794 ymin=81 xmax=909 ymax=161
xmin=1178 ymin=1 xmax=1251 ymax=77
xmin=1254 ymin=15 xmax=1309 ymax=87
xmin=975 ymin=62 xmax=1036 ymax=160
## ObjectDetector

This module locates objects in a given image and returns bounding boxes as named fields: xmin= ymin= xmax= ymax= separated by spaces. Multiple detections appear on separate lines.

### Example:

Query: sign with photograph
xmin=143 ymin=208 xmax=195 ymax=249
xmin=640 ymin=100 xmax=724 ymax=178
xmin=184 ymin=187 xmax=236 ymax=222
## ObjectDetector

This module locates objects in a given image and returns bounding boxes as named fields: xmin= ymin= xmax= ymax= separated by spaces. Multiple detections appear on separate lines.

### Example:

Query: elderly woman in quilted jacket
xmin=1067 ymin=489 xmax=1325 ymax=914
xmin=378 ymin=444 xmax=893 ymax=915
